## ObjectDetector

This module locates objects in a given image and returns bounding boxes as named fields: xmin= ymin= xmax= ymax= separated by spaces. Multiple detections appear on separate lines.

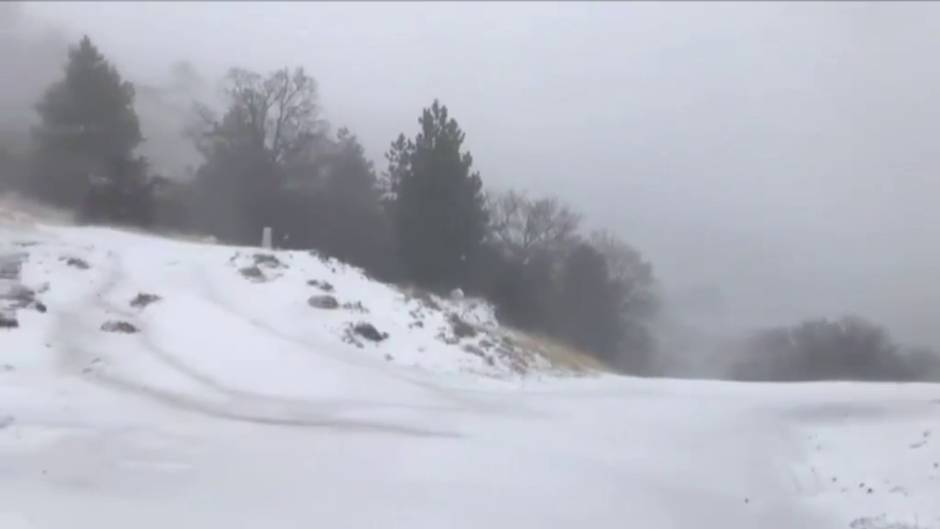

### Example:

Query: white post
xmin=261 ymin=226 xmax=273 ymax=249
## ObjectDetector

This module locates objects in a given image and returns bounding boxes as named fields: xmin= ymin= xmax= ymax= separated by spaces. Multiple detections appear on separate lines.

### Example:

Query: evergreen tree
xmin=31 ymin=35 xmax=152 ymax=225
xmin=316 ymin=129 xmax=395 ymax=274
xmin=387 ymin=100 xmax=488 ymax=289
xmin=276 ymin=128 xmax=396 ymax=275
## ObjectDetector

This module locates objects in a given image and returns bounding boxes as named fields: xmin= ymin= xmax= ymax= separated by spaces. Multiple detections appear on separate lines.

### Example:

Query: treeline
xmin=0 ymin=36 xmax=659 ymax=373
xmin=2 ymin=36 xmax=938 ymax=381
xmin=732 ymin=316 xmax=940 ymax=382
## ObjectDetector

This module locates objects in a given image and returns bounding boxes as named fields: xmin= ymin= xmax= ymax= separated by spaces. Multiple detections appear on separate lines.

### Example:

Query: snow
xmin=1 ymin=220 xmax=939 ymax=529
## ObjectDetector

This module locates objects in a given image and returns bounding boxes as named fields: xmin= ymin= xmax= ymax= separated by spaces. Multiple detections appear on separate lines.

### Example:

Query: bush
xmin=732 ymin=316 xmax=940 ymax=382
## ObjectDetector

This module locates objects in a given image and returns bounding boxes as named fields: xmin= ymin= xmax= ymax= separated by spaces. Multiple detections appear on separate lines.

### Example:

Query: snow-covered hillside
xmin=2 ymin=219 xmax=939 ymax=529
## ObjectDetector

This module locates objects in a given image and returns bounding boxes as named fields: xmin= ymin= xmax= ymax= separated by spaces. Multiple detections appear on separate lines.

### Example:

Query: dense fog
xmin=3 ymin=1 xmax=939 ymax=380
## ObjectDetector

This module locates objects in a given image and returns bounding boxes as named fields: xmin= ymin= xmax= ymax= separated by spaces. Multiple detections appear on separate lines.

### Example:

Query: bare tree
xmin=733 ymin=315 xmax=940 ymax=382
xmin=590 ymin=229 xmax=658 ymax=318
xmin=488 ymin=190 xmax=581 ymax=262
xmin=190 ymin=67 xmax=324 ymax=164
xmin=590 ymin=229 xmax=652 ymax=285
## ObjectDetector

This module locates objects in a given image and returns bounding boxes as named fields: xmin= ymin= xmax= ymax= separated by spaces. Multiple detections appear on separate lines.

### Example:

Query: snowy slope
xmin=1 ymin=220 xmax=939 ymax=529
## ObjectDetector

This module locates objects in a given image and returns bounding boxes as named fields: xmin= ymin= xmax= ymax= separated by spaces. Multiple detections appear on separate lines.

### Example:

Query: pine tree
xmin=32 ymin=35 xmax=152 ymax=224
xmin=387 ymin=100 xmax=488 ymax=289
xmin=276 ymin=128 xmax=395 ymax=274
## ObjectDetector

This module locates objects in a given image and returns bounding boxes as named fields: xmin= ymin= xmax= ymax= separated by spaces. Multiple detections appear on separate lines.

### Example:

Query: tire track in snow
xmin=190 ymin=255 xmax=538 ymax=417
xmin=116 ymin=252 xmax=475 ymax=416
xmin=50 ymin=244 xmax=461 ymax=438
xmin=85 ymin=369 xmax=460 ymax=437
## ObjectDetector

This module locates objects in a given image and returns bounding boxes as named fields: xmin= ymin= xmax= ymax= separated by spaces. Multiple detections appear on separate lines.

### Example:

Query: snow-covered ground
xmin=1 ymin=219 xmax=939 ymax=529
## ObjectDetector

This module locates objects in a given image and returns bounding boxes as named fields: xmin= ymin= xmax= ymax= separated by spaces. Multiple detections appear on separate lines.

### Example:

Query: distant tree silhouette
xmin=188 ymin=66 xmax=322 ymax=243
xmin=0 ymin=144 xmax=27 ymax=193
xmin=474 ymin=192 xmax=658 ymax=373
xmin=80 ymin=155 xmax=154 ymax=226
xmin=488 ymin=190 xmax=581 ymax=264
xmin=276 ymin=128 xmax=397 ymax=276
xmin=733 ymin=316 xmax=940 ymax=381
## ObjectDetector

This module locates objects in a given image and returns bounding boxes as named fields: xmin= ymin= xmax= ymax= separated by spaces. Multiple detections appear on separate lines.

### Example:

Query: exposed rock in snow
xmin=307 ymin=279 xmax=334 ymax=292
xmin=130 ymin=292 xmax=162 ymax=308
xmin=100 ymin=320 xmax=139 ymax=334
xmin=239 ymin=265 xmax=265 ymax=281
xmin=63 ymin=256 xmax=90 ymax=270
xmin=352 ymin=322 xmax=388 ymax=342
xmin=309 ymin=295 xmax=340 ymax=309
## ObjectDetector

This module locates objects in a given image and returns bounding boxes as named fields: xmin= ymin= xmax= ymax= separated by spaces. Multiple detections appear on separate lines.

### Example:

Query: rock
xmin=63 ymin=257 xmax=90 ymax=270
xmin=449 ymin=314 xmax=477 ymax=339
xmin=239 ymin=265 xmax=264 ymax=281
xmin=308 ymin=295 xmax=339 ymax=309
xmin=352 ymin=322 xmax=388 ymax=342
xmin=307 ymin=279 xmax=334 ymax=292
xmin=342 ymin=301 xmax=369 ymax=313
xmin=130 ymin=293 xmax=162 ymax=308
xmin=100 ymin=320 xmax=139 ymax=334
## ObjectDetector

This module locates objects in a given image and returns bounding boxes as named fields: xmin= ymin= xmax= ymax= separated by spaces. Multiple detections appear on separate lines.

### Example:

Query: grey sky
xmin=16 ymin=1 xmax=940 ymax=346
